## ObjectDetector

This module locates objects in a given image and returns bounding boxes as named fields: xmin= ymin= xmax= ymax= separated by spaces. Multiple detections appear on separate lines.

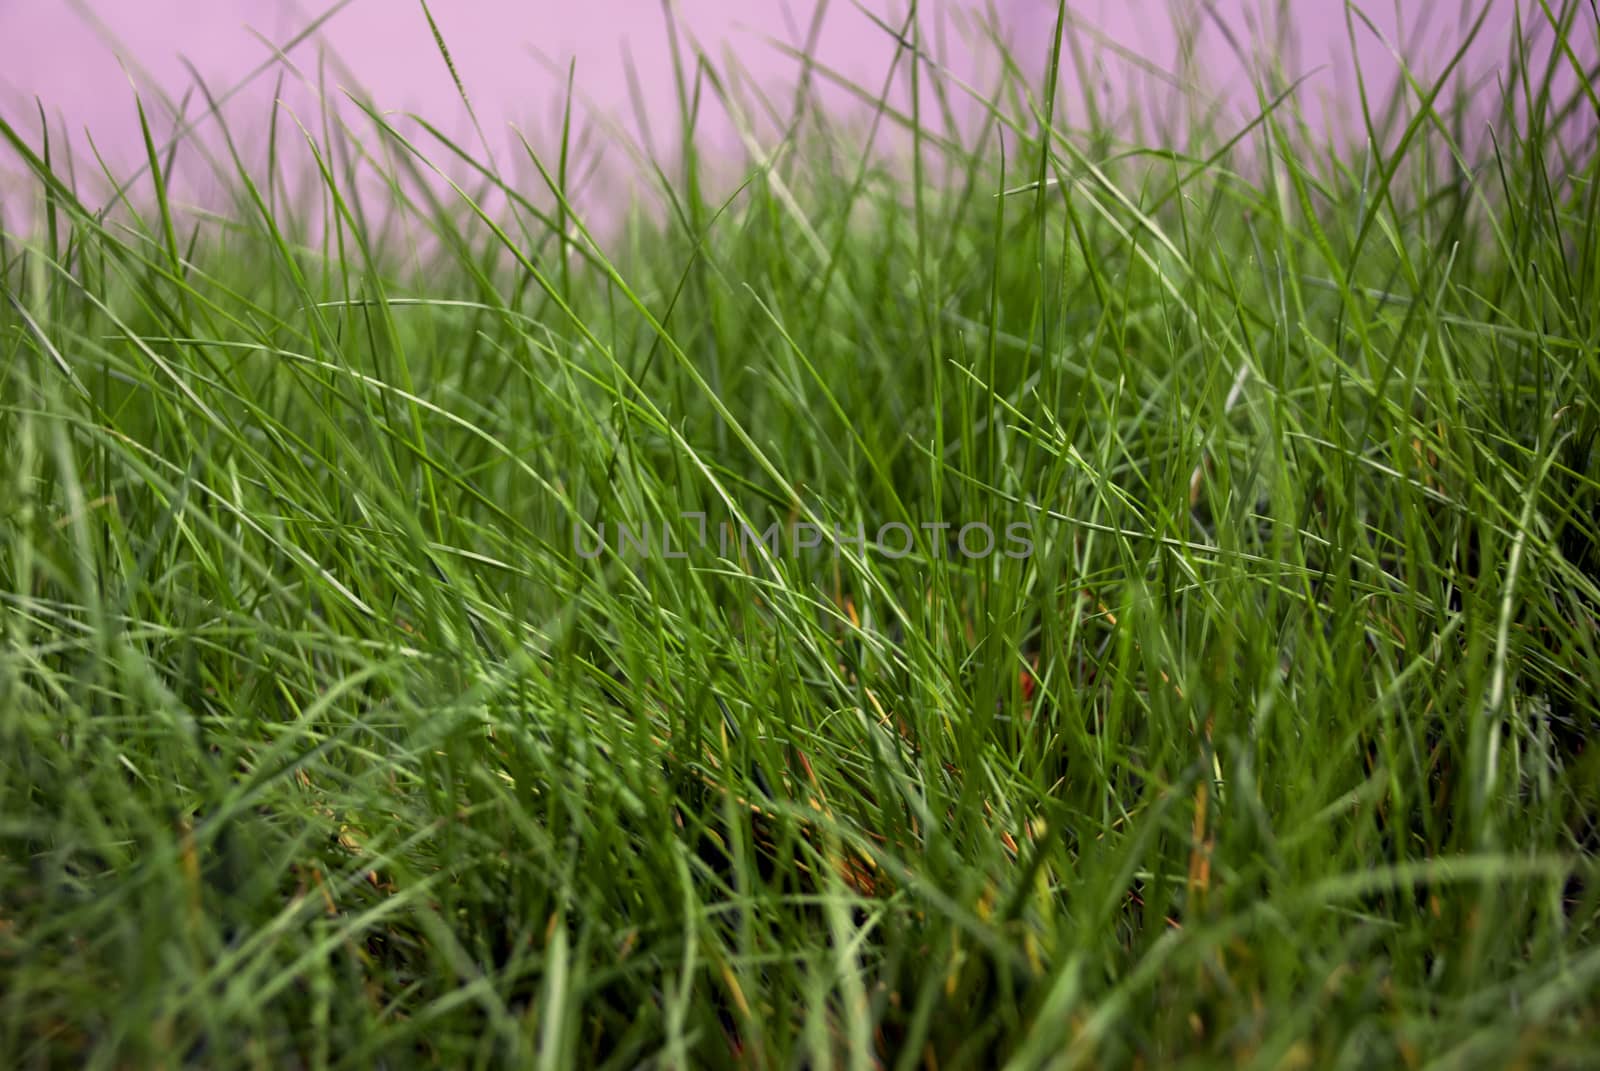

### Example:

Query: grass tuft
xmin=2 ymin=2 xmax=1598 ymax=1066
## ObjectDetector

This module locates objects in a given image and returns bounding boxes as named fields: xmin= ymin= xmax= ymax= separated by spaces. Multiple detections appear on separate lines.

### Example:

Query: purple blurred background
xmin=0 ymin=2 xmax=1557 ymax=229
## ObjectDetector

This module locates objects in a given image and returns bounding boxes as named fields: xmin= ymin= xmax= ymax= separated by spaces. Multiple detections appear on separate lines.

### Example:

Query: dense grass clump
xmin=2 ymin=2 xmax=1598 ymax=1066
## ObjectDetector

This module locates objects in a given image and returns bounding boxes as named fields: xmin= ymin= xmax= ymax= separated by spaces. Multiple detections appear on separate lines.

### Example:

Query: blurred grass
xmin=2 ymin=1 xmax=1599 ymax=1067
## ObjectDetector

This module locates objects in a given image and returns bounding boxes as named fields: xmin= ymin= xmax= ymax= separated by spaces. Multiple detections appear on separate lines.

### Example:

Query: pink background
xmin=0 ymin=2 xmax=1558 ymax=228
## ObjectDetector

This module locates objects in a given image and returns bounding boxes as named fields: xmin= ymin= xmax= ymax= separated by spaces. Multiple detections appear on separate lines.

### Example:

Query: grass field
xmin=3 ymin=2 xmax=1599 ymax=1067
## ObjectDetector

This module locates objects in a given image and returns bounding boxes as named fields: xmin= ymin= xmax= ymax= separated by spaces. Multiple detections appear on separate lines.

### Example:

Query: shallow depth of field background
xmin=0 ymin=0 xmax=1528 ymax=226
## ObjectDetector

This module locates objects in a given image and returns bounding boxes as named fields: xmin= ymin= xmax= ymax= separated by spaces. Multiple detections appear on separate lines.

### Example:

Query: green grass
xmin=2 ymin=1 xmax=1598 ymax=1066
